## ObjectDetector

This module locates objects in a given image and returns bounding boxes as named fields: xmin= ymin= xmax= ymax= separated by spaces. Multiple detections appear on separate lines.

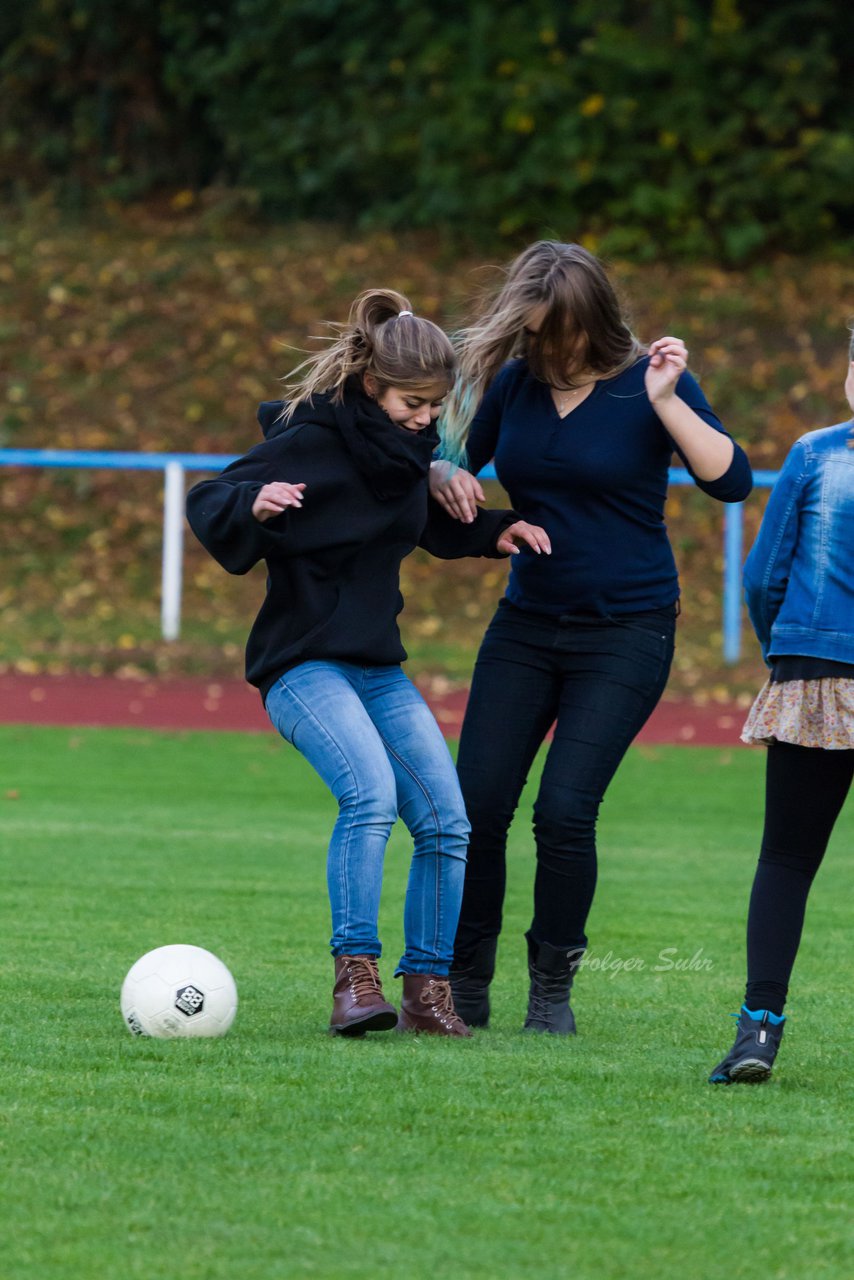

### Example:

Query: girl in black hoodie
xmin=187 ymin=290 xmax=549 ymax=1037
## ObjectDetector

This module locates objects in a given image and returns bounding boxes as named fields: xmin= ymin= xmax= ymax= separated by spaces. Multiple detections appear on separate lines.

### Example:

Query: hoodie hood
xmin=257 ymin=398 xmax=336 ymax=440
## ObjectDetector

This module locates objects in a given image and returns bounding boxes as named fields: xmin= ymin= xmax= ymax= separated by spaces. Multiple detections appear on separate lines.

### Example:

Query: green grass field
xmin=1 ymin=725 xmax=852 ymax=1279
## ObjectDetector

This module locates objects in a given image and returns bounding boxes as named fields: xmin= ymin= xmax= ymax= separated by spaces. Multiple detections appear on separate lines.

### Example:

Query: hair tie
xmin=398 ymin=310 xmax=414 ymax=318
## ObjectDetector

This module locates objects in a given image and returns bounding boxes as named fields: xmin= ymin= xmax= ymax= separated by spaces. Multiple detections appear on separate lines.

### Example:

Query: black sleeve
xmin=186 ymin=439 xmax=304 ymax=575
xmin=186 ymin=432 xmax=358 ymax=574
xmin=418 ymin=498 xmax=519 ymax=560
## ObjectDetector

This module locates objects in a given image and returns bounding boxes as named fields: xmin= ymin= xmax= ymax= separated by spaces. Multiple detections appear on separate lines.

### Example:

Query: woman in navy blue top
xmin=431 ymin=241 xmax=752 ymax=1035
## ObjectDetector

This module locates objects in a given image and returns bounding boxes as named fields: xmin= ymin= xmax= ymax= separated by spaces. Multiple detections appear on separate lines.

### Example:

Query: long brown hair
xmin=280 ymin=289 xmax=456 ymax=421
xmin=440 ymin=242 xmax=644 ymax=462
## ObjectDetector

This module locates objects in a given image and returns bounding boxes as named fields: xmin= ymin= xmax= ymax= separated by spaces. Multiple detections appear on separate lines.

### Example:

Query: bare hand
xmin=496 ymin=521 xmax=552 ymax=557
xmin=252 ymin=481 xmax=306 ymax=523
xmin=645 ymin=337 xmax=688 ymax=404
xmin=429 ymin=460 xmax=485 ymax=523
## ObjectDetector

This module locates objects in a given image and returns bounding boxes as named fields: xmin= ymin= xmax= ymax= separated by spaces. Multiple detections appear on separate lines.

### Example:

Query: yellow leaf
xmin=580 ymin=94 xmax=605 ymax=117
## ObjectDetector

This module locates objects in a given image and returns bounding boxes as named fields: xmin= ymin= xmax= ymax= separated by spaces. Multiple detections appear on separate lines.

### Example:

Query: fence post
xmin=722 ymin=502 xmax=744 ymax=664
xmin=161 ymin=462 xmax=185 ymax=641
xmin=0 ymin=450 xmax=775 ymax=658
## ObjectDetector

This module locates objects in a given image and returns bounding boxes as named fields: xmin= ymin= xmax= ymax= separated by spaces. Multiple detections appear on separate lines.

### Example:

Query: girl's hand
xmin=496 ymin=521 xmax=552 ymax=557
xmin=252 ymin=482 xmax=306 ymax=523
xmin=429 ymin=460 xmax=485 ymax=523
xmin=645 ymin=337 xmax=688 ymax=404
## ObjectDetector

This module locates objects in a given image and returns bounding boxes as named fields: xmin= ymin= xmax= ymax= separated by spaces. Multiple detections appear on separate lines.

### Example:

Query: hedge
xmin=2 ymin=0 xmax=851 ymax=259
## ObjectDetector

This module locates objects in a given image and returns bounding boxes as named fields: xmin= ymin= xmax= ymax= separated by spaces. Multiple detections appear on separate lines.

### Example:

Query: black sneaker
xmin=708 ymin=1006 xmax=786 ymax=1084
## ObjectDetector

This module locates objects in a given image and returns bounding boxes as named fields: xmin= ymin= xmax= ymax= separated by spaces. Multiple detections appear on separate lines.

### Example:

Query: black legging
xmin=745 ymin=741 xmax=854 ymax=1015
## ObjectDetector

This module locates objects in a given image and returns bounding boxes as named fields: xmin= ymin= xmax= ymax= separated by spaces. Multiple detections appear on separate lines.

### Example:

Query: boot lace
xmin=527 ymin=988 xmax=552 ymax=1022
xmin=344 ymin=957 xmax=383 ymax=1003
xmin=420 ymin=978 xmax=466 ymax=1030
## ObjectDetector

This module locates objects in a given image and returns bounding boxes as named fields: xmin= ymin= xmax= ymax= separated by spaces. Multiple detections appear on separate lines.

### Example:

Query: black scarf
xmin=337 ymin=388 xmax=438 ymax=501
xmin=286 ymin=383 xmax=439 ymax=502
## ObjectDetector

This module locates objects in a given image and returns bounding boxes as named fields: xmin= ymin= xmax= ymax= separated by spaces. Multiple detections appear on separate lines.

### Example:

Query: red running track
xmin=0 ymin=673 xmax=747 ymax=746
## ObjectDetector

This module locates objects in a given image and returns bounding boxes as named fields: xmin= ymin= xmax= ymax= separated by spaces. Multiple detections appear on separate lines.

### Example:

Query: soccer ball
xmin=120 ymin=944 xmax=238 ymax=1039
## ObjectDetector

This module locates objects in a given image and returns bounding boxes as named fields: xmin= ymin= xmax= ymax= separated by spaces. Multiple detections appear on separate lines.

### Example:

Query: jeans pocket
xmin=599 ymin=616 xmax=674 ymax=700
xmin=631 ymin=627 xmax=675 ymax=699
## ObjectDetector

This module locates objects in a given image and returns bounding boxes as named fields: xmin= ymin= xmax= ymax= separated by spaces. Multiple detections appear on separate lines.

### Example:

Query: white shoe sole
xmin=729 ymin=1057 xmax=773 ymax=1083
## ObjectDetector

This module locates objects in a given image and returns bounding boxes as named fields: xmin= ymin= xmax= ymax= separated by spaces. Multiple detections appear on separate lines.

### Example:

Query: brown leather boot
xmin=330 ymin=955 xmax=398 ymax=1036
xmin=397 ymin=974 xmax=472 ymax=1037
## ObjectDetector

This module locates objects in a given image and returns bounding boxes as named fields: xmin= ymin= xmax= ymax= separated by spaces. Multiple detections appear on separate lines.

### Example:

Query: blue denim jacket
xmin=744 ymin=421 xmax=854 ymax=665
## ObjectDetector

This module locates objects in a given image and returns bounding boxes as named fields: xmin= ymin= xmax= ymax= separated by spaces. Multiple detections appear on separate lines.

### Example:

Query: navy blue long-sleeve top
xmin=464 ymin=357 xmax=752 ymax=616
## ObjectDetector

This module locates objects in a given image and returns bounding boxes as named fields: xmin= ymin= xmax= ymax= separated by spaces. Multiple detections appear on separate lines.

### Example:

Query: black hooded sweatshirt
xmin=186 ymin=388 xmax=518 ymax=702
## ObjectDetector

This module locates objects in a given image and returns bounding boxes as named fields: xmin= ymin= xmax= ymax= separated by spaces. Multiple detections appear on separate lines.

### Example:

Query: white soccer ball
xmin=120 ymin=944 xmax=238 ymax=1039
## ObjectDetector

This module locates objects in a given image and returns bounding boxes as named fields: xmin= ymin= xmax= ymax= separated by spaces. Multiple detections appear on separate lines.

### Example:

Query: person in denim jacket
xmin=710 ymin=331 xmax=854 ymax=1084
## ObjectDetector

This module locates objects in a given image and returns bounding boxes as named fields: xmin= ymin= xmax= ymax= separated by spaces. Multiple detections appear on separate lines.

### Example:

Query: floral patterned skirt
xmin=741 ymin=678 xmax=854 ymax=750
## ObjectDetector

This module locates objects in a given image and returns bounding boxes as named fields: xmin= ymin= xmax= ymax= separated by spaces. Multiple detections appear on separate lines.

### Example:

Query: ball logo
xmin=175 ymin=984 xmax=205 ymax=1016
xmin=126 ymin=1010 xmax=145 ymax=1036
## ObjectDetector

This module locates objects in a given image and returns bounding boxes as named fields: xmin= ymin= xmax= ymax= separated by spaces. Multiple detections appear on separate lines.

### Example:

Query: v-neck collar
xmin=546 ymin=378 xmax=602 ymax=421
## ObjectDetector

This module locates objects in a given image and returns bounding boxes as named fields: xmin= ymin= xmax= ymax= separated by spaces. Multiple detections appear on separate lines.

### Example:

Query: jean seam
xmin=380 ymin=732 xmax=446 ymax=966
xmin=277 ymin=679 xmax=370 ymax=955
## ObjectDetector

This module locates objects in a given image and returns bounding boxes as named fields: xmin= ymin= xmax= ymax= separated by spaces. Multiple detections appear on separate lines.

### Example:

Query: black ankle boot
xmin=523 ymin=931 xmax=582 ymax=1036
xmin=449 ymin=936 xmax=498 ymax=1028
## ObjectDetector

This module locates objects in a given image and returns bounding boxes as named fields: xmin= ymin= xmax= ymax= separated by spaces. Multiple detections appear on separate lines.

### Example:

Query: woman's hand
xmin=646 ymin=338 xmax=736 ymax=481
xmin=645 ymin=337 xmax=688 ymax=404
xmin=429 ymin=460 xmax=485 ymax=523
xmin=252 ymin=481 xmax=306 ymax=523
xmin=496 ymin=521 xmax=552 ymax=557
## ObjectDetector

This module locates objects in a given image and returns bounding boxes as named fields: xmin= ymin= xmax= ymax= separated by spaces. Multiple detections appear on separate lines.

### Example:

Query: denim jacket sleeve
xmin=743 ymin=438 xmax=810 ymax=663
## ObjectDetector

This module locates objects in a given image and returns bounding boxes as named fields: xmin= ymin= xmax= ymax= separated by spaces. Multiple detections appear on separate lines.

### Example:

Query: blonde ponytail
xmin=281 ymin=289 xmax=456 ymax=421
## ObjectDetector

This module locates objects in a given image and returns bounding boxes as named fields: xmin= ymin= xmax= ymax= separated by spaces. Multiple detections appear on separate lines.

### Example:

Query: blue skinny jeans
xmin=266 ymin=661 xmax=469 ymax=975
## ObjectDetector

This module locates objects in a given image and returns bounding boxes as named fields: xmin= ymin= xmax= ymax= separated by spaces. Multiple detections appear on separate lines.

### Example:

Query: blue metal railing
xmin=0 ymin=448 xmax=777 ymax=660
xmin=0 ymin=448 xmax=240 ymax=471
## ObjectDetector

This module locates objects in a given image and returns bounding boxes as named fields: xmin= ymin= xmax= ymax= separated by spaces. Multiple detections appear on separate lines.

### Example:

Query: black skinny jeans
xmin=745 ymin=741 xmax=853 ymax=1015
xmin=454 ymin=599 xmax=676 ymax=956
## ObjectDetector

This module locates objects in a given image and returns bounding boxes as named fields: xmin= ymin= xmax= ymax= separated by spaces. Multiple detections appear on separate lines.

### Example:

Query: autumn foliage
xmin=2 ymin=202 xmax=852 ymax=701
